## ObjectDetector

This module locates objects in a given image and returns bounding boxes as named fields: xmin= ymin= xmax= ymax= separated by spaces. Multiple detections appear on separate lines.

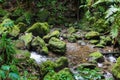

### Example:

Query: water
xmin=97 ymin=63 xmax=103 ymax=67
xmin=30 ymin=52 xmax=51 ymax=64
xmin=103 ymin=71 xmax=114 ymax=80
xmin=108 ymin=55 xmax=116 ymax=63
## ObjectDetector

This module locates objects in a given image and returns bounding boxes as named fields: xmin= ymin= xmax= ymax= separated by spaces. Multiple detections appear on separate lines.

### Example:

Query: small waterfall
xmin=30 ymin=52 xmax=51 ymax=64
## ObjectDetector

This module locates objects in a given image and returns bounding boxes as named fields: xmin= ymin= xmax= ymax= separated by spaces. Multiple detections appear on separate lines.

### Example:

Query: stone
xmin=19 ymin=33 xmax=33 ymax=46
xmin=85 ymin=31 xmax=100 ymax=39
xmin=67 ymin=27 xmax=76 ymax=34
xmin=14 ymin=40 xmax=25 ymax=49
xmin=43 ymin=30 xmax=60 ymax=42
xmin=26 ymin=22 xmax=50 ymax=37
xmin=89 ymin=51 xmax=104 ymax=63
xmin=68 ymin=35 xmax=76 ymax=43
xmin=31 ymin=36 xmax=48 ymax=55
xmin=48 ymin=37 xmax=66 ymax=54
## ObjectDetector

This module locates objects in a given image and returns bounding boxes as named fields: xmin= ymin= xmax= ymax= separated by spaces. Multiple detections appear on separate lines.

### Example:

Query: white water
xmin=30 ymin=52 xmax=51 ymax=64
xmin=108 ymin=55 xmax=116 ymax=63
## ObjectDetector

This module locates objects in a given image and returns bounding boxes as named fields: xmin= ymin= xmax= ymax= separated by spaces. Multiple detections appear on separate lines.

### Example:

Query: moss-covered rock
xmin=112 ymin=57 xmax=120 ymax=79
xmin=14 ymin=40 xmax=25 ymax=49
xmin=26 ymin=22 xmax=50 ymax=37
xmin=0 ymin=19 xmax=20 ymax=37
xmin=55 ymin=57 xmax=68 ymax=71
xmin=43 ymin=30 xmax=60 ymax=42
xmin=89 ymin=51 xmax=104 ymax=63
xmin=90 ymin=40 xmax=99 ymax=44
xmin=31 ymin=36 xmax=48 ymax=55
xmin=68 ymin=35 xmax=76 ymax=43
xmin=85 ymin=31 xmax=100 ymax=39
xmin=19 ymin=33 xmax=33 ymax=46
xmin=17 ymin=22 xmax=27 ymax=33
xmin=43 ymin=68 xmax=74 ymax=80
xmin=67 ymin=27 xmax=76 ymax=34
xmin=48 ymin=37 xmax=66 ymax=54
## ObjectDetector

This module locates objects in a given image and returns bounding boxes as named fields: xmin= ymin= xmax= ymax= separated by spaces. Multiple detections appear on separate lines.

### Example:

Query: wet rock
xmin=26 ymin=22 xmax=50 ymax=37
xmin=31 ymin=36 xmax=48 ymax=55
xmin=89 ymin=51 xmax=104 ymax=63
xmin=112 ymin=57 xmax=120 ymax=79
xmin=77 ymin=40 xmax=86 ymax=46
xmin=85 ymin=31 xmax=100 ymax=39
xmin=48 ymin=37 xmax=66 ymax=54
xmin=43 ymin=30 xmax=60 ymax=42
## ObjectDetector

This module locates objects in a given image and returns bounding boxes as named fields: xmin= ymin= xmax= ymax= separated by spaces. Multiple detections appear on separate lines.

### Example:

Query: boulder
xmin=68 ymin=35 xmax=76 ymax=43
xmin=89 ymin=51 xmax=104 ymax=63
xmin=43 ymin=30 xmax=60 ymax=42
xmin=112 ymin=57 xmax=120 ymax=79
xmin=26 ymin=22 xmax=50 ymax=37
xmin=48 ymin=37 xmax=66 ymax=54
xmin=31 ymin=36 xmax=48 ymax=55
xmin=67 ymin=27 xmax=76 ymax=34
xmin=19 ymin=33 xmax=33 ymax=46
xmin=85 ymin=31 xmax=100 ymax=39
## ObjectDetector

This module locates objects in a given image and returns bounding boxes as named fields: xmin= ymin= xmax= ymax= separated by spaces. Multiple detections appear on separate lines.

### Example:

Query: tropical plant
xmin=0 ymin=33 xmax=16 ymax=64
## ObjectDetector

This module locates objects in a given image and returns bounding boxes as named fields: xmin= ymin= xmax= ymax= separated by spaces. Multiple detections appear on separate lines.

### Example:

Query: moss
xmin=85 ymin=31 xmax=100 ymax=39
xmin=26 ymin=22 xmax=50 ymax=37
xmin=48 ymin=37 xmax=66 ymax=54
xmin=17 ymin=22 xmax=27 ymax=33
xmin=19 ymin=33 xmax=33 ymax=46
xmin=67 ymin=27 xmax=76 ymax=34
xmin=90 ymin=40 xmax=99 ymax=44
xmin=89 ymin=51 xmax=103 ymax=60
xmin=31 ymin=36 xmax=48 ymax=54
xmin=43 ymin=30 xmax=60 ymax=42
xmin=9 ymin=25 xmax=20 ymax=37
xmin=112 ymin=57 xmax=120 ymax=79
xmin=68 ymin=35 xmax=76 ymax=43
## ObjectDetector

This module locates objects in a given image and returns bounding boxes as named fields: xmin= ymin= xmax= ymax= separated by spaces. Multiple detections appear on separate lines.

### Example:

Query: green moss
xmin=48 ymin=37 xmax=66 ymax=54
xmin=89 ymin=51 xmax=103 ymax=60
xmin=19 ymin=33 xmax=33 ymax=46
xmin=112 ymin=57 xmax=120 ymax=79
xmin=67 ymin=27 xmax=76 ymax=34
xmin=17 ymin=22 xmax=27 ymax=33
xmin=90 ymin=40 xmax=99 ymax=44
xmin=68 ymin=35 xmax=76 ymax=43
xmin=43 ymin=30 xmax=60 ymax=42
xmin=26 ymin=22 xmax=50 ymax=37
xmin=31 ymin=36 xmax=48 ymax=54
xmin=85 ymin=31 xmax=100 ymax=39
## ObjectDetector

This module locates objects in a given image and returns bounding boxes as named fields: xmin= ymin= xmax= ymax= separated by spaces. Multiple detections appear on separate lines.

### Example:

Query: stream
xmin=30 ymin=41 xmax=117 ymax=80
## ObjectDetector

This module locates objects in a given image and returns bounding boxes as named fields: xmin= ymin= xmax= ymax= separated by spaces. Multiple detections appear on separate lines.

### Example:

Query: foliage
xmin=76 ymin=66 xmax=102 ymax=80
xmin=0 ymin=33 xmax=16 ymax=64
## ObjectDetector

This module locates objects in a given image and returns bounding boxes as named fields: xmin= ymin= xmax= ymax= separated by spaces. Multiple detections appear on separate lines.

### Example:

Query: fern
xmin=111 ymin=25 xmax=119 ymax=38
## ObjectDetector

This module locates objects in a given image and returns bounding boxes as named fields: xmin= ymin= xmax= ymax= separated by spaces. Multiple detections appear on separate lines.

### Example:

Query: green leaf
xmin=1 ymin=65 xmax=10 ymax=71
xmin=9 ymin=72 xmax=20 ymax=80
xmin=0 ymin=70 xmax=6 ymax=79
xmin=111 ymin=25 xmax=119 ymax=38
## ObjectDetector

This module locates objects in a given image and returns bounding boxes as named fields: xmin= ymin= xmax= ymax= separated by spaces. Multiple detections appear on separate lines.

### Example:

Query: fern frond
xmin=111 ymin=25 xmax=119 ymax=38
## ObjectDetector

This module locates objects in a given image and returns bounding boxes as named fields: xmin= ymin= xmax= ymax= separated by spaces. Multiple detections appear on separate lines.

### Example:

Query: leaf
xmin=111 ymin=25 xmax=119 ymax=38
xmin=9 ymin=72 xmax=20 ymax=80
xmin=1 ymin=65 xmax=10 ymax=71
xmin=0 ymin=70 xmax=6 ymax=79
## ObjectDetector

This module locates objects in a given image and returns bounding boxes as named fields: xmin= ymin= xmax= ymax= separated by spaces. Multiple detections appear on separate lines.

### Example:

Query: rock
xmin=43 ymin=68 xmax=74 ymax=80
xmin=67 ymin=27 xmax=76 ymax=34
xmin=16 ymin=22 xmax=27 ymax=33
xmin=55 ymin=57 xmax=68 ymax=71
xmin=43 ymin=30 xmax=60 ymax=42
xmin=0 ymin=19 xmax=20 ymax=37
xmin=68 ymin=35 xmax=76 ymax=43
xmin=26 ymin=22 xmax=50 ymax=37
xmin=85 ymin=31 xmax=100 ymax=39
xmin=73 ymin=33 xmax=82 ymax=40
xmin=14 ymin=40 xmax=25 ymax=49
xmin=89 ymin=51 xmax=104 ymax=63
xmin=15 ymin=50 xmax=31 ymax=62
xmin=77 ymin=40 xmax=86 ymax=46
xmin=19 ymin=33 xmax=33 ymax=46
xmin=31 ymin=36 xmax=48 ymax=55
xmin=48 ymin=37 xmax=66 ymax=54
xmin=78 ymin=63 xmax=96 ymax=69
xmin=90 ymin=40 xmax=99 ymax=44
